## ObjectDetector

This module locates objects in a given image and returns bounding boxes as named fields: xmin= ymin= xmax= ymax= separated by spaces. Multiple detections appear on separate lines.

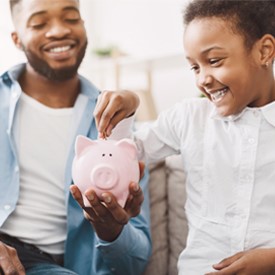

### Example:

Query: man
xmin=0 ymin=0 xmax=151 ymax=274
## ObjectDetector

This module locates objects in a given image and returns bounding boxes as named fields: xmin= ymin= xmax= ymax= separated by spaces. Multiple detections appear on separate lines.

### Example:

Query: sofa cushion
xmin=144 ymin=161 xmax=168 ymax=275
xmin=166 ymin=155 xmax=188 ymax=275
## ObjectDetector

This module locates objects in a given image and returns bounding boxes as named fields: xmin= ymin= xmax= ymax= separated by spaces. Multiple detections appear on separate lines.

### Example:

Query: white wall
xmin=0 ymin=0 xmax=26 ymax=73
xmin=84 ymin=0 xmax=187 ymax=57
xmin=79 ymin=0 xmax=199 ymax=114
xmin=0 ymin=0 xmax=199 ymax=115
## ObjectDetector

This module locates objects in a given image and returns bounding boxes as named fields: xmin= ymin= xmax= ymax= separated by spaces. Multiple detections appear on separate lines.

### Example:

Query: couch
xmin=143 ymin=155 xmax=188 ymax=275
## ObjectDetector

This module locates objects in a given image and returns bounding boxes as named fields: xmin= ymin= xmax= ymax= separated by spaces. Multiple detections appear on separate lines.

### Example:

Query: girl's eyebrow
xmin=201 ymin=46 xmax=224 ymax=55
xmin=185 ymin=46 xmax=224 ymax=60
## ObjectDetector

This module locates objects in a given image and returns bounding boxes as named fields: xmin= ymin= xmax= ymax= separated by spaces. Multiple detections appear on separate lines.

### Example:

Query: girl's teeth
xmin=211 ymin=89 xmax=227 ymax=102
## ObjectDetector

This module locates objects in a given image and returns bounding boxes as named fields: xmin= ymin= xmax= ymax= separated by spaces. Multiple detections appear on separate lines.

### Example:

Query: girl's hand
xmin=205 ymin=248 xmax=275 ymax=275
xmin=94 ymin=90 xmax=139 ymax=138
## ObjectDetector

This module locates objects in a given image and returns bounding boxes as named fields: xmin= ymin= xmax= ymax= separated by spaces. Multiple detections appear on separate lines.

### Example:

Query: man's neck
xmin=18 ymin=65 xmax=80 ymax=108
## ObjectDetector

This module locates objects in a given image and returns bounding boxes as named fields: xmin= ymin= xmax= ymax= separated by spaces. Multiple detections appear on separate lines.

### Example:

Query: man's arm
xmin=70 ymin=165 xmax=152 ymax=275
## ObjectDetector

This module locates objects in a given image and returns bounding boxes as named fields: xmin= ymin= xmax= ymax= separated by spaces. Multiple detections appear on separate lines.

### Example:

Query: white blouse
xmin=134 ymin=98 xmax=275 ymax=274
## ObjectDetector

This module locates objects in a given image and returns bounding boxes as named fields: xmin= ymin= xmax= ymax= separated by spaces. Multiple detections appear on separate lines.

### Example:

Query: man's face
xmin=12 ymin=0 xmax=87 ymax=81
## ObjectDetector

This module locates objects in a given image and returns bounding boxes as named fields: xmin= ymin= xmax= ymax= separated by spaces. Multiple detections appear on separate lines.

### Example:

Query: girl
xmin=95 ymin=0 xmax=275 ymax=274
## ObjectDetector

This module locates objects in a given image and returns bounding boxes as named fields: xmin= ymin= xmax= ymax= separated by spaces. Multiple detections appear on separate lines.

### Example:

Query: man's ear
xmin=11 ymin=31 xmax=23 ymax=51
xmin=258 ymin=34 xmax=275 ymax=66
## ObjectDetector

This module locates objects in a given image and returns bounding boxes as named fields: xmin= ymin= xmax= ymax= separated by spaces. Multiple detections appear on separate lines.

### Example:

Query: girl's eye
xmin=209 ymin=58 xmax=222 ymax=66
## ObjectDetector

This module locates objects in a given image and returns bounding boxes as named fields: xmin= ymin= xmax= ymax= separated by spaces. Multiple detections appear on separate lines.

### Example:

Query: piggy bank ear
xmin=75 ymin=135 xmax=95 ymax=158
xmin=116 ymin=139 xmax=137 ymax=159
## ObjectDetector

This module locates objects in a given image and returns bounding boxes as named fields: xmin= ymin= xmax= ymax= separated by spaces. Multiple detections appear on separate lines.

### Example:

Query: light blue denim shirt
xmin=0 ymin=63 xmax=151 ymax=275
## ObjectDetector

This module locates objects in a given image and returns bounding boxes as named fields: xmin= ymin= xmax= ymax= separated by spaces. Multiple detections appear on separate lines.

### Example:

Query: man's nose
xmin=45 ymin=21 xmax=71 ymax=38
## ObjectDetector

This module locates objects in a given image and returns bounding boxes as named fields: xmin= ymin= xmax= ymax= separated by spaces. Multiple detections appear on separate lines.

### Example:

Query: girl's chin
xmin=216 ymin=107 xmax=237 ymax=118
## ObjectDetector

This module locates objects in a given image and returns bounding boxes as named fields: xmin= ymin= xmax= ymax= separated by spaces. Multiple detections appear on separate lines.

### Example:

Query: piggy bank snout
xmin=91 ymin=164 xmax=118 ymax=190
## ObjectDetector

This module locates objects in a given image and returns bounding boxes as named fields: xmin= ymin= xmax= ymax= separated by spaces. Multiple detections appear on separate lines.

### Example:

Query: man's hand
xmin=0 ymin=242 xmax=25 ymax=275
xmin=70 ymin=162 xmax=145 ymax=242
xmin=94 ymin=90 xmax=140 ymax=138
xmin=205 ymin=248 xmax=275 ymax=275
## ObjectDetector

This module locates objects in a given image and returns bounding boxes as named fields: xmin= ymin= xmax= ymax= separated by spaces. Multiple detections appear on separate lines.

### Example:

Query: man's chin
xmin=49 ymin=68 xmax=78 ymax=81
xmin=34 ymin=65 xmax=79 ymax=81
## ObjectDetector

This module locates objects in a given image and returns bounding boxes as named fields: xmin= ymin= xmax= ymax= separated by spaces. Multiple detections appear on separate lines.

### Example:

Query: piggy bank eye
xmin=109 ymin=154 xmax=112 ymax=157
xmin=102 ymin=154 xmax=105 ymax=157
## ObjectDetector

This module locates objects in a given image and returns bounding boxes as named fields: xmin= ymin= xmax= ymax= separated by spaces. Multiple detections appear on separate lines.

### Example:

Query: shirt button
xmin=14 ymin=166 xmax=19 ymax=173
xmin=248 ymin=138 xmax=255 ymax=144
xmin=111 ymin=268 xmax=116 ymax=272
xmin=12 ymin=92 xmax=17 ymax=98
xmin=4 ymin=205 xmax=11 ymax=210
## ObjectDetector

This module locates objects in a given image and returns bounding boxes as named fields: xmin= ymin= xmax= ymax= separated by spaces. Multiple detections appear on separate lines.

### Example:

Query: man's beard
xmin=24 ymin=41 xmax=87 ymax=81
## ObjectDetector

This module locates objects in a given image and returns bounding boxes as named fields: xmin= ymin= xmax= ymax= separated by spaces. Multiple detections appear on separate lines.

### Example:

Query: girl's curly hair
xmin=183 ymin=0 xmax=275 ymax=50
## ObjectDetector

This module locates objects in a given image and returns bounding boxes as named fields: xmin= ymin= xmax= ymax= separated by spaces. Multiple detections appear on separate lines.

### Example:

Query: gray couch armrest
xmin=166 ymin=155 xmax=188 ymax=275
xmin=144 ymin=161 xmax=169 ymax=275
xmin=144 ymin=155 xmax=188 ymax=275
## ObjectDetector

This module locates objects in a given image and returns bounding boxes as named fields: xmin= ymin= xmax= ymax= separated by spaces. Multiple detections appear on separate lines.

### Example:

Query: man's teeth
xmin=49 ymin=46 xmax=71 ymax=53
xmin=211 ymin=88 xmax=227 ymax=102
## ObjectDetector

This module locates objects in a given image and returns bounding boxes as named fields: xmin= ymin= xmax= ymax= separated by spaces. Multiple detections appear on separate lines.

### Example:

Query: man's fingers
xmin=101 ymin=193 xmax=129 ymax=225
xmin=125 ymin=182 xmax=144 ymax=217
xmin=70 ymin=185 xmax=85 ymax=208
xmin=7 ymin=247 xmax=25 ymax=275
xmin=0 ymin=244 xmax=25 ymax=275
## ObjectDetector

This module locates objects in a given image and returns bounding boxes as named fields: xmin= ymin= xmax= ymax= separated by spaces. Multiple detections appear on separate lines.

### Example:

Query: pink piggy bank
xmin=72 ymin=135 xmax=140 ymax=207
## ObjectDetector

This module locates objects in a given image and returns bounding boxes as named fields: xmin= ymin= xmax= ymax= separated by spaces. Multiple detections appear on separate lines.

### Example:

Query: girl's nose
xmin=197 ymin=70 xmax=213 ymax=88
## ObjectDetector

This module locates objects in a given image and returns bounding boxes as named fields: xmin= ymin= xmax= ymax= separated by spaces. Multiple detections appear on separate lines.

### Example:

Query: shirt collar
xmin=210 ymin=101 xmax=275 ymax=126
xmin=2 ymin=63 xmax=100 ymax=102
xmin=210 ymin=107 xmax=245 ymax=122
xmin=261 ymin=101 xmax=275 ymax=127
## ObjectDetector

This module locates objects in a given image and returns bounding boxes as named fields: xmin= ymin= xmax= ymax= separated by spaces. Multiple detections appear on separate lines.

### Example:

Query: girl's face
xmin=184 ymin=17 xmax=272 ymax=117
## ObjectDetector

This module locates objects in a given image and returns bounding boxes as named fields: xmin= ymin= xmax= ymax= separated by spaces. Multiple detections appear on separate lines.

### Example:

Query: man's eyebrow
xmin=27 ymin=11 xmax=47 ymax=23
xmin=62 ymin=6 xmax=80 ymax=13
xmin=27 ymin=6 xmax=80 ymax=22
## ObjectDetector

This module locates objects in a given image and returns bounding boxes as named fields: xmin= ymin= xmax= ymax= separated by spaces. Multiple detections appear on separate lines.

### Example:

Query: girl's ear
xmin=11 ymin=31 xmax=23 ymax=51
xmin=258 ymin=34 xmax=275 ymax=67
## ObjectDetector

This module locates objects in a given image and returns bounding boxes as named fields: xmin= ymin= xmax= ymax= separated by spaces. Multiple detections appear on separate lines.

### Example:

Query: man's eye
xmin=66 ymin=18 xmax=80 ymax=23
xmin=190 ymin=65 xmax=199 ymax=72
xmin=31 ymin=23 xmax=46 ymax=29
